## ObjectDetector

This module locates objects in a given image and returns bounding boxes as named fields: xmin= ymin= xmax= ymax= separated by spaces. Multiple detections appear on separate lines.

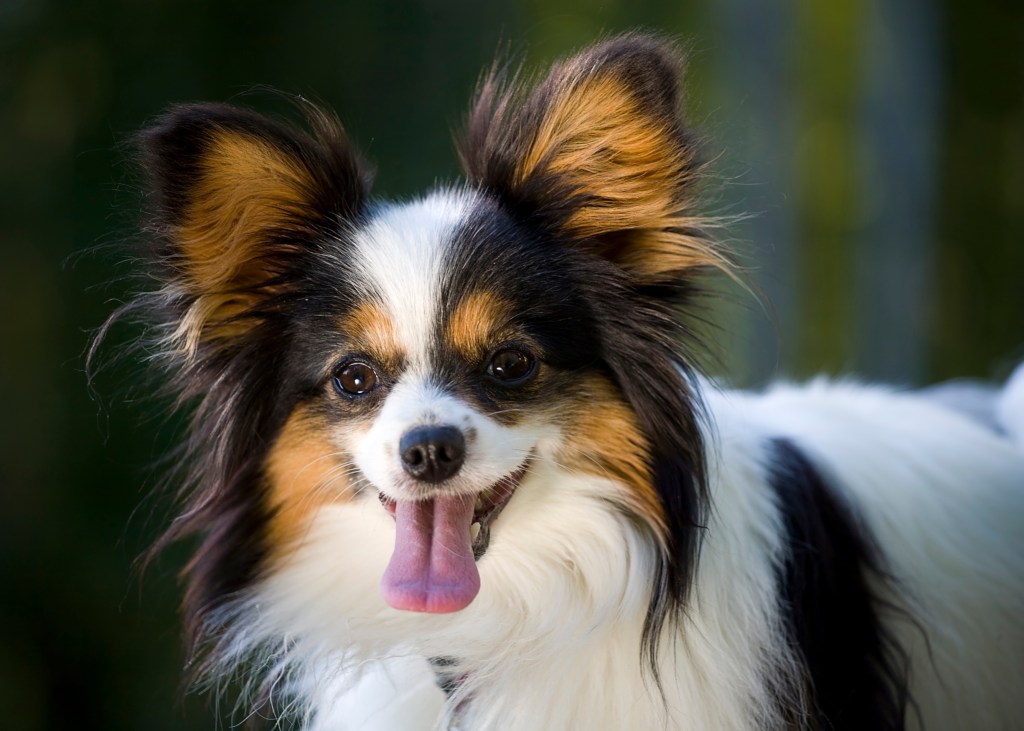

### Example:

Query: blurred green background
xmin=1 ymin=0 xmax=1021 ymax=728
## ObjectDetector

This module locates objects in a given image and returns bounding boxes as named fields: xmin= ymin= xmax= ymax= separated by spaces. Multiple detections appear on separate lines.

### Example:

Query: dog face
xmin=130 ymin=33 xmax=730 ymax=650
xmin=267 ymin=193 xmax=612 ymax=613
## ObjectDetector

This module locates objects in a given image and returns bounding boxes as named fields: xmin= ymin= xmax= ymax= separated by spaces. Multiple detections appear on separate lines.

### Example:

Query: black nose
xmin=399 ymin=425 xmax=466 ymax=483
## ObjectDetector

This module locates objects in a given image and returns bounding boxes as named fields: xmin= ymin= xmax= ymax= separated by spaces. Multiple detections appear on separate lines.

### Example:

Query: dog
xmin=109 ymin=33 xmax=1024 ymax=730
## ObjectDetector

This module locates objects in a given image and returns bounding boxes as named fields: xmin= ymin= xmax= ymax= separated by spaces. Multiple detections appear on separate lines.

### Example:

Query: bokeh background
xmin=2 ymin=1 xmax=1022 ymax=728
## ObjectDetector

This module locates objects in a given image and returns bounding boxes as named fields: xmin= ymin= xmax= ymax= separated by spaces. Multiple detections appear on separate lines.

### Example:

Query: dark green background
xmin=2 ymin=1 xmax=1021 ymax=729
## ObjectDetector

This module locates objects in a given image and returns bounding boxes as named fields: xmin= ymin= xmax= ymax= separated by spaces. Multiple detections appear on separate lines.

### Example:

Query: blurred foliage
xmin=0 ymin=0 xmax=1020 ymax=728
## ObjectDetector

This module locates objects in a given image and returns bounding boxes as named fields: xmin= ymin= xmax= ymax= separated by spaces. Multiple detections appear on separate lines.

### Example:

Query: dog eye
xmin=333 ymin=361 xmax=378 ymax=396
xmin=487 ymin=348 xmax=535 ymax=384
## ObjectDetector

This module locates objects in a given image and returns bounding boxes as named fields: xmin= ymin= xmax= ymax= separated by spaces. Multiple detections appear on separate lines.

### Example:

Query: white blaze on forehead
xmin=350 ymin=190 xmax=477 ymax=368
xmin=345 ymin=189 xmax=545 ymax=498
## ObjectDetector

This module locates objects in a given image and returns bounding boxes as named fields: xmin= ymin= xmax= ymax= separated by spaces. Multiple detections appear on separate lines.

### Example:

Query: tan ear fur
xmin=141 ymin=102 xmax=368 ymax=355
xmin=179 ymin=131 xmax=319 ymax=297
xmin=461 ymin=34 xmax=732 ymax=281
xmin=170 ymin=130 xmax=320 ymax=351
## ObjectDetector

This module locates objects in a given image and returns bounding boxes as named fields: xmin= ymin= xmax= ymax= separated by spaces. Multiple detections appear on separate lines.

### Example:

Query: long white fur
xmin=717 ymin=381 xmax=1024 ymax=730
xmin=217 ymin=198 xmax=1024 ymax=730
xmin=998 ymin=362 xmax=1024 ymax=447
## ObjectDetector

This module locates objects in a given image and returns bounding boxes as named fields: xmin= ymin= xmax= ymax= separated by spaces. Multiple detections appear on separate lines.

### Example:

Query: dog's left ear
xmin=460 ymin=33 xmax=724 ymax=281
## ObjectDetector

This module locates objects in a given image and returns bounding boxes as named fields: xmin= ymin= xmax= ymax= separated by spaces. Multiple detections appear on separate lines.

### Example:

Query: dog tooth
xmin=474 ymin=496 xmax=484 ymax=512
xmin=471 ymin=522 xmax=481 ymax=541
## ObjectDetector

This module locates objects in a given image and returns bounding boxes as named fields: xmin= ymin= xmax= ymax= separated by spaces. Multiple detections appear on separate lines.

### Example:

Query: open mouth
xmin=378 ymin=457 xmax=530 ymax=559
xmin=378 ymin=456 xmax=531 ymax=614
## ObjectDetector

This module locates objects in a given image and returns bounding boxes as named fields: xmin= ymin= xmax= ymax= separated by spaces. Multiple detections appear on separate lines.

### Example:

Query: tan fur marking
xmin=515 ymin=73 xmax=732 ymax=279
xmin=266 ymin=406 xmax=351 ymax=550
xmin=558 ymin=374 xmax=667 ymax=545
xmin=447 ymin=290 xmax=511 ymax=360
xmin=341 ymin=301 xmax=403 ymax=363
xmin=182 ymin=131 xmax=312 ymax=290
xmin=173 ymin=291 xmax=255 ymax=355
xmin=173 ymin=130 xmax=317 ymax=351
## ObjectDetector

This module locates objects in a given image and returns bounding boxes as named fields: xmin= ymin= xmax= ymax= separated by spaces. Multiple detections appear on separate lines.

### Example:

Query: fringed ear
xmin=139 ymin=101 xmax=370 ymax=355
xmin=459 ymin=33 xmax=726 ymax=281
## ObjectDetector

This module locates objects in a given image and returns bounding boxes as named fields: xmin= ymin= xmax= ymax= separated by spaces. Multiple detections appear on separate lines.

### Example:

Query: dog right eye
xmin=333 ymin=361 xmax=379 ymax=396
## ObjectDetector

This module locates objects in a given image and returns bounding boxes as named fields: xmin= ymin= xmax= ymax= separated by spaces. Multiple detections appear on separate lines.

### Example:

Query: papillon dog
xmin=109 ymin=33 xmax=1024 ymax=730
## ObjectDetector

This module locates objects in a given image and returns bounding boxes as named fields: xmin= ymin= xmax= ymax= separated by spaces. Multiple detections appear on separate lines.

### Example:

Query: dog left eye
xmin=334 ymin=361 xmax=378 ymax=396
xmin=487 ymin=347 xmax=535 ymax=384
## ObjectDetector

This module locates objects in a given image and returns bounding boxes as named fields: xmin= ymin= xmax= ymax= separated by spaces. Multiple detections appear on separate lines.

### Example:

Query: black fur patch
xmin=769 ymin=438 xmax=911 ymax=730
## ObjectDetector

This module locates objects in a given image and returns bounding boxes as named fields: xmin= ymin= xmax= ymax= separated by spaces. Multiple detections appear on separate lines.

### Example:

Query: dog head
xmin=126 ymin=33 xmax=728 ymax=659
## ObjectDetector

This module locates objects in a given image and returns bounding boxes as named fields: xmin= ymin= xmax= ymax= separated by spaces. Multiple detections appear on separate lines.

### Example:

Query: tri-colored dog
xmin=107 ymin=33 xmax=1024 ymax=730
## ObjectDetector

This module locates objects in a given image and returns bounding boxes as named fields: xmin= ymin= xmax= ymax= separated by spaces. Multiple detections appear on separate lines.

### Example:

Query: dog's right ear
xmin=139 ymin=102 xmax=370 ymax=355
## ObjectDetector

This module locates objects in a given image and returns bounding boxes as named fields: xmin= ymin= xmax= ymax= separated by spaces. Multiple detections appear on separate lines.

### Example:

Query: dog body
xmin=271 ymin=375 xmax=1024 ymax=731
xmin=119 ymin=34 xmax=1024 ymax=730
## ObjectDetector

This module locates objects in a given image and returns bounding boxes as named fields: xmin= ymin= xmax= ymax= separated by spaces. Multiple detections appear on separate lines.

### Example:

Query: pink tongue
xmin=381 ymin=493 xmax=480 ymax=613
